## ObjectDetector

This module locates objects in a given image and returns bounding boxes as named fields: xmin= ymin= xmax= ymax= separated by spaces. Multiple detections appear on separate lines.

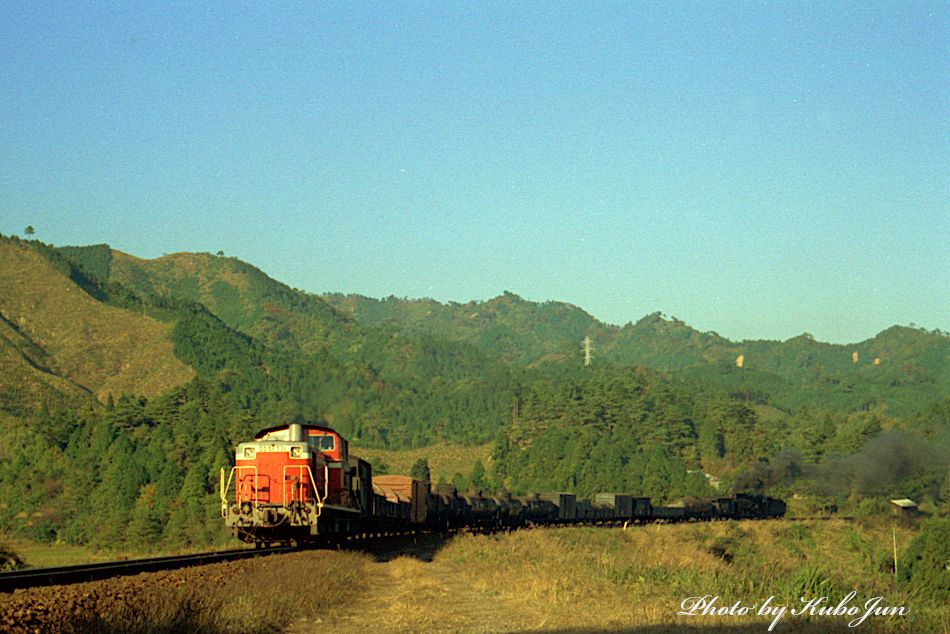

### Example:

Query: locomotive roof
xmin=253 ymin=423 xmax=340 ymax=440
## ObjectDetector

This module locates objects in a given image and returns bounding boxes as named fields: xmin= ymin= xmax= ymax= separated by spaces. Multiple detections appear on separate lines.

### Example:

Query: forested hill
xmin=0 ymin=236 xmax=513 ymax=447
xmin=323 ymin=291 xmax=608 ymax=366
xmin=108 ymin=250 xmax=357 ymax=356
xmin=322 ymin=292 xmax=738 ymax=369
xmin=104 ymin=247 xmax=515 ymax=445
xmin=325 ymin=293 xmax=950 ymax=417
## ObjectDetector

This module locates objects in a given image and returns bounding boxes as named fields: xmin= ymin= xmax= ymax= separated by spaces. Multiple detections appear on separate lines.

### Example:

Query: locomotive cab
xmin=299 ymin=427 xmax=346 ymax=462
xmin=220 ymin=423 xmax=367 ymax=543
xmin=313 ymin=428 xmax=347 ymax=504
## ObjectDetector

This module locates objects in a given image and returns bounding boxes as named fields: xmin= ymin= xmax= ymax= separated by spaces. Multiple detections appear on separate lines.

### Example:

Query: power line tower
xmin=582 ymin=335 xmax=594 ymax=367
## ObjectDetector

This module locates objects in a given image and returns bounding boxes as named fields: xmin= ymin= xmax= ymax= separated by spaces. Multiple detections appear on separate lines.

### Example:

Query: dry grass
xmin=437 ymin=520 xmax=945 ymax=633
xmin=14 ymin=521 xmax=944 ymax=633
xmin=308 ymin=546 xmax=530 ymax=634
xmin=216 ymin=551 xmax=374 ymax=631
xmin=373 ymin=556 xmax=460 ymax=631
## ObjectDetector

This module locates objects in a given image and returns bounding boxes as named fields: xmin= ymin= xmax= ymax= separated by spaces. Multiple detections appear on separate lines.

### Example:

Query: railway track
xmin=0 ymin=528 xmax=436 ymax=594
xmin=2 ymin=516 xmax=839 ymax=593
xmin=0 ymin=546 xmax=292 ymax=593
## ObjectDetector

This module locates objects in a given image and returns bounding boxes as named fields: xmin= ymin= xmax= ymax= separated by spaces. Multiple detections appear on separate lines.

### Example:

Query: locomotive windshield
xmin=314 ymin=435 xmax=335 ymax=451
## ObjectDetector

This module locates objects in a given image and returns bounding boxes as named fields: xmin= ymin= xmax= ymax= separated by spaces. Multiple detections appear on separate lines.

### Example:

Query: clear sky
xmin=1 ymin=2 xmax=947 ymax=344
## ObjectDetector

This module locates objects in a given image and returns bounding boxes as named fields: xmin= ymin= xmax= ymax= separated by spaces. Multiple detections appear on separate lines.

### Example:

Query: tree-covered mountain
xmin=4 ymin=234 xmax=947 ymax=447
xmin=0 ymin=233 xmax=947 ymax=550
xmin=323 ymin=291 xmax=607 ymax=367
xmin=679 ymin=326 xmax=950 ymax=417
xmin=108 ymin=250 xmax=358 ymax=356
xmin=102 ymin=246 xmax=516 ymax=447
xmin=1 ymin=236 xmax=514 ymax=447
xmin=324 ymin=293 xmax=950 ymax=417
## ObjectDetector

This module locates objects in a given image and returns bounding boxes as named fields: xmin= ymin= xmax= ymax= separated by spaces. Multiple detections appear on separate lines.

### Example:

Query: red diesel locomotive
xmin=220 ymin=423 xmax=376 ymax=544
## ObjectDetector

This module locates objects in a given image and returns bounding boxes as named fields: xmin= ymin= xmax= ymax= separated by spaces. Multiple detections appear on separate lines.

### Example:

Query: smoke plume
xmin=733 ymin=448 xmax=804 ymax=494
xmin=811 ymin=429 xmax=949 ymax=498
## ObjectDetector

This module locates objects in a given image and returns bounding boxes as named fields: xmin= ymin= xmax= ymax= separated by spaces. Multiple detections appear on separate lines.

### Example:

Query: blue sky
xmin=1 ymin=2 xmax=947 ymax=344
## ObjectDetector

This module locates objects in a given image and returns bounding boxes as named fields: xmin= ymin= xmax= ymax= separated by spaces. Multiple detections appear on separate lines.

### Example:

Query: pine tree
xmin=128 ymin=484 xmax=163 ymax=551
xmin=470 ymin=459 xmax=486 ymax=492
xmin=410 ymin=458 xmax=430 ymax=484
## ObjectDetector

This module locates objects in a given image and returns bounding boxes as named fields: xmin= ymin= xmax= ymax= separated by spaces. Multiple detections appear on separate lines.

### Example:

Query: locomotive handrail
xmin=282 ymin=465 xmax=323 ymax=505
xmin=220 ymin=465 xmax=260 ymax=517
xmin=312 ymin=464 xmax=329 ymax=518
xmin=322 ymin=464 xmax=329 ymax=512
xmin=280 ymin=464 xmax=328 ymax=520
xmin=282 ymin=465 xmax=306 ymax=504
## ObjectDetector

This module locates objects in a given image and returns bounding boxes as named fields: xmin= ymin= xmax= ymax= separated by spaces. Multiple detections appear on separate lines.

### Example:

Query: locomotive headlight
xmin=290 ymin=446 xmax=302 ymax=458
xmin=243 ymin=447 xmax=255 ymax=459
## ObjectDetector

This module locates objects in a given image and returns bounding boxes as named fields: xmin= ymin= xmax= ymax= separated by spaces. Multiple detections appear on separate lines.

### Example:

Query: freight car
xmin=220 ymin=422 xmax=786 ymax=546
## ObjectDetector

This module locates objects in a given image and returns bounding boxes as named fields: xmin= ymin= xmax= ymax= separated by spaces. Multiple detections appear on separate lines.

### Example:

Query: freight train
xmin=220 ymin=423 xmax=786 ymax=546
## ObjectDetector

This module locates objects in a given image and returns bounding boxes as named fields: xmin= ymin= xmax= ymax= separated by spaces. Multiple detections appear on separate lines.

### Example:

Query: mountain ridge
xmin=2 ymin=234 xmax=946 ymax=425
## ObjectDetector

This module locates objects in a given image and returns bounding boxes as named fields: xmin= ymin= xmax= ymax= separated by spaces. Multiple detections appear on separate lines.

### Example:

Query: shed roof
xmin=889 ymin=498 xmax=918 ymax=508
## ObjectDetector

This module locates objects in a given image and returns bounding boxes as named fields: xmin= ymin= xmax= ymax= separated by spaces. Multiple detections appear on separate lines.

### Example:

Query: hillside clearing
xmin=351 ymin=442 xmax=492 ymax=482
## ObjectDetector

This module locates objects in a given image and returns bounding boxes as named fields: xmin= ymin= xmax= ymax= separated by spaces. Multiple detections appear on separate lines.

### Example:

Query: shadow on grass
xmin=336 ymin=530 xmax=458 ymax=563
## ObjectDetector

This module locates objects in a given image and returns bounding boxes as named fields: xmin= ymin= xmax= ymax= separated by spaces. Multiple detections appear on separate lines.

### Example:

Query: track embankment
xmin=0 ymin=547 xmax=290 ymax=593
xmin=0 ymin=548 xmax=373 ymax=634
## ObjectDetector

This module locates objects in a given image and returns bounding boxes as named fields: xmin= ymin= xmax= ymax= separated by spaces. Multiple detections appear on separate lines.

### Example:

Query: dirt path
xmin=287 ymin=550 xmax=535 ymax=634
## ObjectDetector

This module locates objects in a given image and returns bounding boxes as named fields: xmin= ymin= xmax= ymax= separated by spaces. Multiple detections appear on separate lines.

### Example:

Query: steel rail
xmin=0 ymin=546 xmax=292 ymax=593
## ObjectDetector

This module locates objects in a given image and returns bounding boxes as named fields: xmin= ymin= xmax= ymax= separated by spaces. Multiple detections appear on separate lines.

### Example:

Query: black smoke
xmin=811 ymin=429 xmax=949 ymax=498
xmin=733 ymin=448 xmax=804 ymax=494
xmin=732 ymin=429 xmax=949 ymax=499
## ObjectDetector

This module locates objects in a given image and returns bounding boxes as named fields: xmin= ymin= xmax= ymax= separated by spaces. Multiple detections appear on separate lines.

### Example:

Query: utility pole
xmin=582 ymin=335 xmax=594 ymax=367
xmin=892 ymin=526 xmax=898 ymax=580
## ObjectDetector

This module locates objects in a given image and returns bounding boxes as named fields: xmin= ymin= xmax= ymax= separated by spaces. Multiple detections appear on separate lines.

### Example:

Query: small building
xmin=889 ymin=498 xmax=918 ymax=517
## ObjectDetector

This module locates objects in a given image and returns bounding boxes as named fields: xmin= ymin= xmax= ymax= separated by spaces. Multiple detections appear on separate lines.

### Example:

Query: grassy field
xmin=31 ymin=517 xmax=942 ymax=633
xmin=0 ymin=533 xmax=248 ymax=569
xmin=432 ymin=519 xmax=943 ymax=633
xmin=0 ymin=535 xmax=113 ymax=569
